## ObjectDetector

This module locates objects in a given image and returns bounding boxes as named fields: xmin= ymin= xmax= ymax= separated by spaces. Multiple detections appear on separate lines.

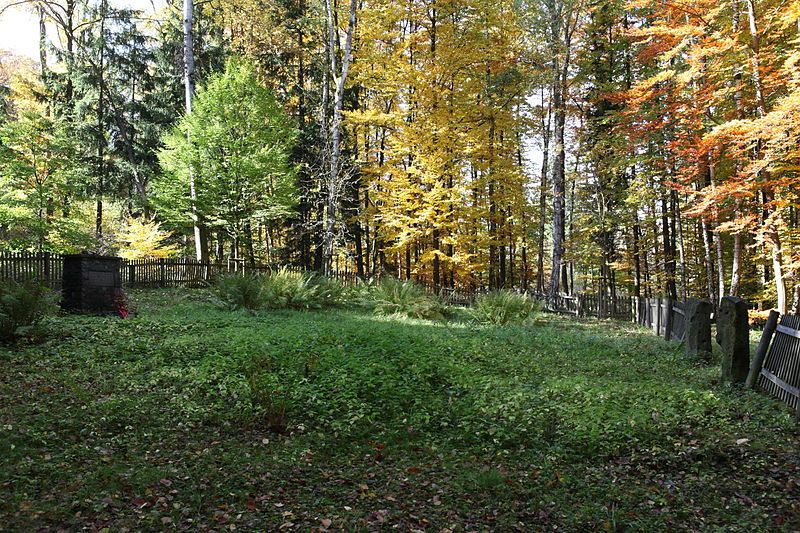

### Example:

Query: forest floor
xmin=1 ymin=289 xmax=798 ymax=531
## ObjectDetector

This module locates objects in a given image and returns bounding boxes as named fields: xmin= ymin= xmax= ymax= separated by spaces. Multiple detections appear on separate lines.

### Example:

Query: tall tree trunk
xmin=746 ymin=0 xmax=786 ymax=311
xmin=548 ymin=48 xmax=569 ymax=303
xmin=673 ymin=190 xmax=687 ymax=300
xmin=632 ymin=220 xmax=642 ymax=297
xmin=38 ymin=6 xmax=48 ymax=87
xmin=536 ymin=89 xmax=550 ymax=293
xmin=661 ymin=194 xmax=677 ymax=299
xmin=729 ymin=0 xmax=744 ymax=296
xmin=95 ymin=0 xmax=107 ymax=238
xmin=322 ymin=0 xmax=358 ymax=275
xmin=183 ymin=0 xmax=206 ymax=261
xmin=701 ymin=218 xmax=718 ymax=305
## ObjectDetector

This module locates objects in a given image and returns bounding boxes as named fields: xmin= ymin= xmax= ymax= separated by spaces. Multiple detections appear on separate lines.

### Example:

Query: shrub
xmin=213 ymin=273 xmax=265 ymax=311
xmin=369 ymin=277 xmax=446 ymax=320
xmin=213 ymin=268 xmax=347 ymax=312
xmin=470 ymin=290 xmax=539 ymax=325
xmin=0 ymin=279 xmax=59 ymax=343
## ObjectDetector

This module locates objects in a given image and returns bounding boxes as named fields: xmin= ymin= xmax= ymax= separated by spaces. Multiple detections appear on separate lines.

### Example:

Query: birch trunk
xmin=322 ymin=0 xmax=357 ymax=275
xmin=183 ymin=0 xmax=206 ymax=261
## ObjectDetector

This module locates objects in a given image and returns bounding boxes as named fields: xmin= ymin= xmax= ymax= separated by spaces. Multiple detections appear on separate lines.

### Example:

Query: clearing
xmin=1 ymin=290 xmax=798 ymax=531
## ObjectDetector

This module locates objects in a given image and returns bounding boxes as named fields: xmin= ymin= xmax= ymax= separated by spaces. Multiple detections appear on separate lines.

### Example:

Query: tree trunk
xmin=548 ymin=49 xmax=569 ymax=303
xmin=746 ymin=0 xmax=786 ymax=311
xmin=183 ymin=0 xmax=205 ymax=261
xmin=322 ymin=0 xmax=358 ymax=275
xmin=95 ymin=0 xmax=107 ymax=238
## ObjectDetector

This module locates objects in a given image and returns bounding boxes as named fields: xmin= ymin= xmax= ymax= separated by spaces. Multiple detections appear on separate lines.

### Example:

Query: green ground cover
xmin=1 ymin=290 xmax=798 ymax=531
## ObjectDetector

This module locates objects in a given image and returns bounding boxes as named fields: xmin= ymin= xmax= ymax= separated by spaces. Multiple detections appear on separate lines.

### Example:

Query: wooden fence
xmin=0 ymin=252 xmax=63 ymax=288
xmin=748 ymin=311 xmax=800 ymax=419
xmin=0 ymin=253 xmax=472 ymax=304
xmin=0 ymin=252 xmax=712 ymax=323
xmin=120 ymin=259 xmax=311 ymax=288
xmin=576 ymin=293 xmax=634 ymax=321
xmin=0 ymin=252 xmax=693 ymax=315
xmin=633 ymin=297 xmax=687 ymax=342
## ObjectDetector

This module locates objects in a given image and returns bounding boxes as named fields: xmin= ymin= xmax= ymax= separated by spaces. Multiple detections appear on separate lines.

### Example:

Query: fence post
xmin=716 ymin=296 xmax=750 ymax=384
xmin=159 ymin=258 xmax=166 ymax=288
xmin=654 ymin=297 xmax=661 ymax=336
xmin=128 ymin=262 xmax=136 ymax=286
xmin=43 ymin=251 xmax=51 ymax=285
xmin=746 ymin=309 xmax=780 ymax=389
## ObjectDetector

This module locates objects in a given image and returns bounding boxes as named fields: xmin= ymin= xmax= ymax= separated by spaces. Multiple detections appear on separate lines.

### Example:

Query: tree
xmin=116 ymin=216 xmax=178 ymax=259
xmin=155 ymin=59 xmax=298 ymax=263
xmin=320 ymin=0 xmax=358 ymax=275
xmin=0 ymin=111 xmax=84 ymax=250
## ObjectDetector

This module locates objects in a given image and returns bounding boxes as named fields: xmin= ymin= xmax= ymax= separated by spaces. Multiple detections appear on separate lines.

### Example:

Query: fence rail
xmin=631 ymin=297 xmax=687 ymax=342
xmin=0 ymin=253 xmax=473 ymax=305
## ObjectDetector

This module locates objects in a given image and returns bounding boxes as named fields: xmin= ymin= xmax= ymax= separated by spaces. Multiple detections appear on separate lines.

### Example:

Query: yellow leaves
xmin=2 ymin=55 xmax=45 ymax=116
xmin=716 ymin=215 xmax=759 ymax=234
xmin=343 ymin=109 xmax=398 ymax=128
xmin=117 ymin=217 xmax=179 ymax=260
xmin=346 ymin=0 xmax=529 ymax=282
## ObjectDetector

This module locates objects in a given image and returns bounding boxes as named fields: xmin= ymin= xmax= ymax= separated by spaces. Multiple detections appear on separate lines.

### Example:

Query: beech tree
xmin=155 ymin=60 xmax=298 ymax=263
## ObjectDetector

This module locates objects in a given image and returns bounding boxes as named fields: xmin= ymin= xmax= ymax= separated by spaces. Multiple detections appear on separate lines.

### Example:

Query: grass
xmin=1 ymin=289 xmax=798 ymax=531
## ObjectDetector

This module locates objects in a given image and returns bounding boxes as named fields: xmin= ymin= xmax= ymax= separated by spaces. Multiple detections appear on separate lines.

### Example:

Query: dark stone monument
xmin=716 ymin=296 xmax=750 ymax=384
xmin=61 ymin=254 xmax=122 ymax=315
xmin=684 ymin=298 xmax=713 ymax=361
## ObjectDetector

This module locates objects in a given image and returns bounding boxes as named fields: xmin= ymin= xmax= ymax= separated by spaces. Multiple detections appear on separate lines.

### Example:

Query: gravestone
xmin=61 ymin=254 xmax=122 ymax=314
xmin=716 ymin=296 xmax=750 ymax=384
xmin=684 ymin=298 xmax=712 ymax=361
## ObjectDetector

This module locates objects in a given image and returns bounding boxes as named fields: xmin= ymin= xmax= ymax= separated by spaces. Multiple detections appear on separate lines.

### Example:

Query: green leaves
xmin=155 ymin=59 xmax=298 ymax=236
xmin=469 ymin=290 xmax=540 ymax=325
xmin=213 ymin=268 xmax=346 ymax=312
xmin=0 ymin=112 xmax=87 ymax=251
xmin=1 ymin=291 xmax=798 ymax=530
xmin=368 ymin=277 xmax=447 ymax=321
xmin=0 ymin=278 xmax=59 ymax=343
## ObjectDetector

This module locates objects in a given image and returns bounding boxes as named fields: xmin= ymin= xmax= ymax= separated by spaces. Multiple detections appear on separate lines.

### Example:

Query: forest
xmin=1 ymin=0 xmax=799 ymax=311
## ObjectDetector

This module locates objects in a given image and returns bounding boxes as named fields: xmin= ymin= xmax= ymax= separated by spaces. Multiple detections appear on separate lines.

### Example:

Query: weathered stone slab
xmin=716 ymin=296 xmax=750 ymax=384
xmin=684 ymin=298 xmax=712 ymax=361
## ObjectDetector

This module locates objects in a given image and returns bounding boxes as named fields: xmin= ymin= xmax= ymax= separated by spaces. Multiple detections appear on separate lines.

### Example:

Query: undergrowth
xmin=1 ymin=289 xmax=797 ymax=531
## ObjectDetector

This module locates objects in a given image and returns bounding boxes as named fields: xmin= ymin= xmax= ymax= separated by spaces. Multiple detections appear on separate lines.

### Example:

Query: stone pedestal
xmin=716 ymin=296 xmax=750 ymax=384
xmin=685 ymin=298 xmax=712 ymax=361
xmin=61 ymin=254 xmax=122 ymax=314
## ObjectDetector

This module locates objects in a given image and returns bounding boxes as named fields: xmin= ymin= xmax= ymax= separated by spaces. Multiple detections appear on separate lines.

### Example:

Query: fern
xmin=369 ymin=277 xmax=447 ymax=320
xmin=214 ymin=268 xmax=347 ymax=311
xmin=470 ymin=290 xmax=539 ymax=325
xmin=0 ymin=279 xmax=59 ymax=343
xmin=213 ymin=274 xmax=265 ymax=312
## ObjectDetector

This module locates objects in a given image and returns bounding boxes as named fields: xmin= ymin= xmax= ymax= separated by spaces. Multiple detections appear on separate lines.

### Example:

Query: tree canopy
xmin=0 ymin=0 xmax=798 ymax=309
